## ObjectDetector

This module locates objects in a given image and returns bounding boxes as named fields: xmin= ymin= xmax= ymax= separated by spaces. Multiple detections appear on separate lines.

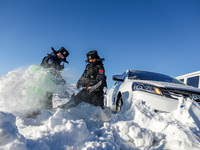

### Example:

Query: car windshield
xmin=128 ymin=70 xmax=184 ymax=85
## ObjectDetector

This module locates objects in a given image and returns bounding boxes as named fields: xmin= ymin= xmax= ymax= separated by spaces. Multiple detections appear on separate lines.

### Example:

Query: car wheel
xmin=116 ymin=96 xmax=123 ymax=111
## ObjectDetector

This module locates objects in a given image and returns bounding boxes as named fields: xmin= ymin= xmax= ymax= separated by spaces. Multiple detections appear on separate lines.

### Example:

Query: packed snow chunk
xmin=0 ymin=111 xmax=27 ymax=150
xmin=22 ymin=110 xmax=94 ymax=150
xmin=112 ymin=121 xmax=154 ymax=149
xmin=162 ymin=124 xmax=200 ymax=150
xmin=64 ymin=102 xmax=111 ymax=122
xmin=28 ymin=141 xmax=50 ymax=150
xmin=186 ymin=98 xmax=200 ymax=129
xmin=128 ymin=125 xmax=153 ymax=148
xmin=84 ymin=122 xmax=118 ymax=149
xmin=48 ymin=109 xmax=64 ymax=128
xmin=60 ymin=119 xmax=93 ymax=149
xmin=83 ymin=141 xmax=118 ymax=150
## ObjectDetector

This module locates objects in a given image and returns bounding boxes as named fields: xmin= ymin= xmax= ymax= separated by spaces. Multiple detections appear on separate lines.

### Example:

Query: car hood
xmin=130 ymin=79 xmax=200 ymax=93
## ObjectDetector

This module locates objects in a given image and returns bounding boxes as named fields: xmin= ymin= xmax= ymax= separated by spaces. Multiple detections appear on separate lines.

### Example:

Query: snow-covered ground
xmin=0 ymin=66 xmax=200 ymax=150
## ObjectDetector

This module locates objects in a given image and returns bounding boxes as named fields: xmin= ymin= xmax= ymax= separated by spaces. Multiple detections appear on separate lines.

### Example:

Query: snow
xmin=0 ymin=65 xmax=200 ymax=150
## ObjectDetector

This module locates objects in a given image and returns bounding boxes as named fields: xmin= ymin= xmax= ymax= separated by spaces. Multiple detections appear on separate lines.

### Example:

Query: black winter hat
xmin=51 ymin=47 xmax=69 ymax=63
xmin=86 ymin=50 xmax=100 ymax=60
xmin=58 ymin=47 xmax=69 ymax=57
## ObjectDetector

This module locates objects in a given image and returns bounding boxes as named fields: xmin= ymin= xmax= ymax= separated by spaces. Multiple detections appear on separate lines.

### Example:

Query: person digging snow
xmin=62 ymin=50 xmax=107 ymax=109
xmin=40 ymin=47 xmax=69 ymax=109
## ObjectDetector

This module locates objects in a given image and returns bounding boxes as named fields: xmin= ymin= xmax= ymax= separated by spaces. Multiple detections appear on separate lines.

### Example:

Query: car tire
xmin=116 ymin=96 xmax=123 ymax=111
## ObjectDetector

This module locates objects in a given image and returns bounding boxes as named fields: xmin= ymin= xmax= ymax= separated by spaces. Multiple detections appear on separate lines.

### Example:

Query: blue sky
xmin=1 ymin=0 xmax=200 ymax=88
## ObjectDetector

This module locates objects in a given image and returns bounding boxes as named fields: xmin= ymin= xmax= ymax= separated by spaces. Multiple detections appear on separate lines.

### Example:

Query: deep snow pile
xmin=0 ymin=66 xmax=200 ymax=150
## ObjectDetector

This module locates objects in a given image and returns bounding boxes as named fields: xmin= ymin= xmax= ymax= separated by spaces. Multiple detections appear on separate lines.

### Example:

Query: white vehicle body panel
xmin=132 ymin=91 xmax=179 ymax=112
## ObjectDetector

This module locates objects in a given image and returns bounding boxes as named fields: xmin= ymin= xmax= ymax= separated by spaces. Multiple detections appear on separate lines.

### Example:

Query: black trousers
xmin=72 ymin=89 xmax=104 ymax=108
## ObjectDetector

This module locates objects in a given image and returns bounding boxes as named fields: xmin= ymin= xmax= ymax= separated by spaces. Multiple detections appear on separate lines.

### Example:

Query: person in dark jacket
xmin=63 ymin=50 xmax=107 ymax=109
xmin=40 ymin=47 xmax=69 ymax=109
xmin=41 ymin=47 xmax=69 ymax=71
xmin=41 ymin=47 xmax=69 ymax=84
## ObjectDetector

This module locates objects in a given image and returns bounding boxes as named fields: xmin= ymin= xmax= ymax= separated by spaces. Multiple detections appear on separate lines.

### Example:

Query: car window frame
xmin=121 ymin=71 xmax=127 ymax=80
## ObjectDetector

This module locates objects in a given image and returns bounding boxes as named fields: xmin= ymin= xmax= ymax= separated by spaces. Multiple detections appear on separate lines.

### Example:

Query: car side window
xmin=186 ymin=76 xmax=199 ymax=88
xmin=179 ymin=79 xmax=184 ymax=82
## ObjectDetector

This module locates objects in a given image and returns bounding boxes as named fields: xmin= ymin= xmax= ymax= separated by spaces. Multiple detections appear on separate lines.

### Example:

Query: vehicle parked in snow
xmin=109 ymin=70 xmax=200 ymax=112
xmin=176 ymin=71 xmax=200 ymax=88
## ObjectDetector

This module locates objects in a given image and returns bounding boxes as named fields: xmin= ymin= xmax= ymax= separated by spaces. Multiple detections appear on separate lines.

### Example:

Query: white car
xmin=109 ymin=70 xmax=200 ymax=112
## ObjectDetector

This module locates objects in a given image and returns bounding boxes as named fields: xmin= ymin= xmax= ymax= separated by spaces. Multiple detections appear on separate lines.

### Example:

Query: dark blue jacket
xmin=40 ymin=52 xmax=64 ymax=71
xmin=77 ymin=61 xmax=107 ymax=91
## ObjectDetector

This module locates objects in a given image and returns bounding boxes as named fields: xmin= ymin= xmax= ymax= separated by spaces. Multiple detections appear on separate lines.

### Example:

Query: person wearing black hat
xmin=63 ymin=50 xmax=107 ymax=109
xmin=41 ymin=47 xmax=69 ymax=71
xmin=40 ymin=47 xmax=69 ymax=109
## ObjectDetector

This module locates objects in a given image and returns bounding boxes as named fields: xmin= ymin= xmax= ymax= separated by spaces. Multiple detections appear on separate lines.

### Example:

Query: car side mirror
xmin=112 ymin=75 xmax=124 ymax=82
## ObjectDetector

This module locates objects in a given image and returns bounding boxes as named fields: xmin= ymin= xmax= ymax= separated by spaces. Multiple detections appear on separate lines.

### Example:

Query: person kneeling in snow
xmin=40 ymin=47 xmax=69 ymax=109
xmin=62 ymin=50 xmax=107 ymax=109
